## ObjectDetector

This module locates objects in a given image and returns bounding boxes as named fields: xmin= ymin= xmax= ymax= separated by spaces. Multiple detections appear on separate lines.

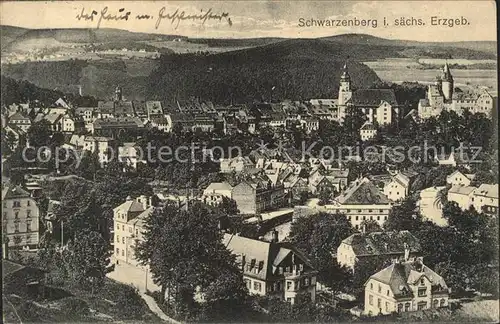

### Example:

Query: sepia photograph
xmin=1 ymin=1 xmax=498 ymax=323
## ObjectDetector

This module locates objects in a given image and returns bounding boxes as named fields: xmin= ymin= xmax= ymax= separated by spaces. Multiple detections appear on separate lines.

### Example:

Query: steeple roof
xmin=442 ymin=62 xmax=453 ymax=81
xmin=340 ymin=62 xmax=350 ymax=81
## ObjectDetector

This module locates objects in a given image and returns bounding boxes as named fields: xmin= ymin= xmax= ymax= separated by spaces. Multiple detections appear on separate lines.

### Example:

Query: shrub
xmin=59 ymin=297 xmax=90 ymax=318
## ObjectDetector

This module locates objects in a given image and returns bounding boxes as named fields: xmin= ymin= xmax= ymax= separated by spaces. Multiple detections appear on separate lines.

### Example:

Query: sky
xmin=0 ymin=1 xmax=497 ymax=41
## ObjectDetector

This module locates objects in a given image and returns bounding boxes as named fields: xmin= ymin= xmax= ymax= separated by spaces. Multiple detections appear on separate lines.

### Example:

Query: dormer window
xmin=420 ymin=278 xmax=425 ymax=285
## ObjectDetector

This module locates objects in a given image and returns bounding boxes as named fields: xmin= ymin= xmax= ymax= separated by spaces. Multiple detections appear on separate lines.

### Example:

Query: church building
xmin=309 ymin=63 xmax=400 ymax=126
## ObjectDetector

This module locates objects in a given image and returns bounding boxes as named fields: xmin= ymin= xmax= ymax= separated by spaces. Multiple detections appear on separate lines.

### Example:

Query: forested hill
xmin=1 ymin=76 xmax=97 ymax=108
xmin=146 ymin=39 xmax=381 ymax=105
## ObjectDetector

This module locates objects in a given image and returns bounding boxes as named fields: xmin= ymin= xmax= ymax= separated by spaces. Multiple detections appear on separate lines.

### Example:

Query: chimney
xmin=271 ymin=230 xmax=279 ymax=243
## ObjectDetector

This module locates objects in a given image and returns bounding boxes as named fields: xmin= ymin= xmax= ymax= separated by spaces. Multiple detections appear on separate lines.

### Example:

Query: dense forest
xmin=146 ymin=39 xmax=381 ymax=105
xmin=1 ymin=76 xmax=97 ymax=108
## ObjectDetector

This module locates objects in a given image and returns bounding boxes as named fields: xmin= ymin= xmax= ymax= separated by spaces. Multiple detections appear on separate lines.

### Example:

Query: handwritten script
xmin=76 ymin=7 xmax=232 ymax=29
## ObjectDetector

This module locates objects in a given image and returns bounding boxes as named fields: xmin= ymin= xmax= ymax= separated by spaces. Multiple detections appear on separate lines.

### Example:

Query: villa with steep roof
xmin=364 ymin=258 xmax=450 ymax=316
xmin=325 ymin=177 xmax=392 ymax=229
xmin=337 ymin=230 xmax=421 ymax=269
xmin=223 ymin=233 xmax=318 ymax=304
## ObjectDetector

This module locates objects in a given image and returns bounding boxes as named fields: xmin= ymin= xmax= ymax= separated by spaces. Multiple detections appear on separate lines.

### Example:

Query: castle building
xmin=418 ymin=63 xmax=494 ymax=119
xmin=309 ymin=63 xmax=400 ymax=126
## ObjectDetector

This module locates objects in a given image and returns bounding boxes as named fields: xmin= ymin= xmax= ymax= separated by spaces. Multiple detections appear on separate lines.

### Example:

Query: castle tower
xmin=115 ymin=86 xmax=123 ymax=101
xmin=441 ymin=62 xmax=454 ymax=101
xmin=338 ymin=62 xmax=352 ymax=106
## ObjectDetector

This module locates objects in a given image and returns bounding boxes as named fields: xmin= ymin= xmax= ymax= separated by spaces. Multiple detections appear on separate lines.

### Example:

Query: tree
xmin=360 ymin=219 xmax=383 ymax=233
xmin=27 ymin=120 xmax=52 ymax=148
xmin=384 ymin=196 xmax=422 ymax=231
xmin=135 ymin=202 xmax=242 ymax=315
xmin=318 ymin=188 xmax=333 ymax=206
xmin=351 ymin=257 xmax=390 ymax=299
xmin=218 ymin=196 xmax=239 ymax=215
xmin=65 ymin=229 xmax=112 ymax=292
xmin=289 ymin=212 xmax=353 ymax=290
xmin=201 ymin=269 xmax=255 ymax=322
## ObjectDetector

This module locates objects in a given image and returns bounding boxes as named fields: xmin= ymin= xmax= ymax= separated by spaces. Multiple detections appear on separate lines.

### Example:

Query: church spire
xmin=341 ymin=61 xmax=350 ymax=81
xmin=442 ymin=61 xmax=453 ymax=81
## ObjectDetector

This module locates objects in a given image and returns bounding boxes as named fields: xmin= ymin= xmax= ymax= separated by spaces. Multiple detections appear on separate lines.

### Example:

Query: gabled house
xmin=337 ymin=230 xmax=421 ymax=269
xmin=384 ymin=171 xmax=418 ymax=202
xmin=360 ymin=122 xmax=377 ymax=141
xmin=447 ymin=185 xmax=476 ymax=210
xmin=7 ymin=112 xmax=31 ymax=132
xmin=446 ymin=170 xmax=475 ymax=187
xmin=472 ymin=184 xmax=498 ymax=215
xmin=364 ymin=258 xmax=449 ymax=316
xmin=202 ymin=182 xmax=233 ymax=207
xmin=326 ymin=177 xmax=392 ymax=230
xmin=223 ymin=234 xmax=318 ymax=304
xmin=220 ymin=156 xmax=255 ymax=173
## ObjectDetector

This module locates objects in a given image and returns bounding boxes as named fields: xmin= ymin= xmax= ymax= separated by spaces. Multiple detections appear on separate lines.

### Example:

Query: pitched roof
xmin=336 ymin=178 xmax=390 ymax=205
xmin=448 ymin=185 xmax=476 ymax=196
xmin=370 ymin=260 xmax=448 ymax=298
xmin=341 ymin=230 xmax=421 ymax=257
xmin=352 ymin=89 xmax=398 ymax=106
xmin=128 ymin=206 xmax=154 ymax=227
xmin=204 ymin=182 xmax=233 ymax=193
xmin=223 ymin=234 xmax=314 ymax=281
xmin=8 ymin=112 xmax=30 ymax=122
xmin=113 ymin=199 xmax=145 ymax=213
xmin=474 ymin=184 xmax=498 ymax=199
xmin=2 ymin=186 xmax=31 ymax=200
xmin=360 ymin=123 xmax=376 ymax=131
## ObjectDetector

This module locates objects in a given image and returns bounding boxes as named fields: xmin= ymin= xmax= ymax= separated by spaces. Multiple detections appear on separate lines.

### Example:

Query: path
xmin=140 ymin=292 xmax=181 ymax=324
xmin=107 ymin=260 xmax=181 ymax=323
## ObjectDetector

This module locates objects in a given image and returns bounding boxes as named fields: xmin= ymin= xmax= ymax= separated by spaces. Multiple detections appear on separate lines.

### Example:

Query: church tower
xmin=338 ymin=62 xmax=352 ymax=106
xmin=441 ymin=62 xmax=454 ymax=101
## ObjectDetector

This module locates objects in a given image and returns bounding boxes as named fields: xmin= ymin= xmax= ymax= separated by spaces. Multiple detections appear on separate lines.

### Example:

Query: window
xmin=287 ymin=281 xmax=292 ymax=291
xmin=253 ymin=282 xmax=262 ymax=291
xmin=377 ymin=215 xmax=380 ymax=221
xmin=440 ymin=299 xmax=445 ymax=307
xmin=369 ymin=294 xmax=373 ymax=305
xmin=27 ymin=200 xmax=31 ymax=206
xmin=26 ymin=222 xmax=31 ymax=232
xmin=122 ymin=225 xmax=125 ymax=231
xmin=122 ymin=237 xmax=125 ymax=244
xmin=13 ymin=201 xmax=21 ymax=208
xmin=377 ymin=298 xmax=381 ymax=309
xmin=418 ymin=287 xmax=426 ymax=297
xmin=14 ymin=212 xmax=19 ymax=219
xmin=417 ymin=302 xmax=427 ymax=310
xmin=136 ymin=229 xmax=139 ymax=235
xmin=370 ymin=283 xmax=373 ymax=290
xmin=420 ymin=278 xmax=425 ymax=285
xmin=27 ymin=210 xmax=31 ymax=218
xmin=405 ymin=303 xmax=410 ymax=312
xmin=116 ymin=248 xmax=119 ymax=254
xmin=14 ymin=223 xmax=19 ymax=233
xmin=129 ymin=227 xmax=132 ymax=233
xmin=244 ymin=279 xmax=251 ymax=289
xmin=433 ymin=299 xmax=439 ymax=308
xmin=356 ymin=216 xmax=359 ymax=221
xmin=378 ymin=285 xmax=381 ymax=293
xmin=386 ymin=302 xmax=389 ymax=312
xmin=117 ymin=235 xmax=120 ymax=243
xmin=387 ymin=290 xmax=390 ymax=296
xmin=397 ymin=304 xmax=403 ymax=313
xmin=304 ymin=278 xmax=309 ymax=286
xmin=122 ymin=250 xmax=125 ymax=256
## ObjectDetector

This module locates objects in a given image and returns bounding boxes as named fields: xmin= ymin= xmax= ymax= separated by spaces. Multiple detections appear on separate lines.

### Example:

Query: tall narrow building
xmin=338 ymin=62 xmax=352 ymax=106
xmin=441 ymin=62 xmax=454 ymax=101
